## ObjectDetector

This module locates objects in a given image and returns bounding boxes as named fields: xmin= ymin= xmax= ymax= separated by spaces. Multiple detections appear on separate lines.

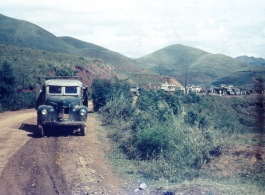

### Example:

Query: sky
xmin=1 ymin=0 xmax=265 ymax=58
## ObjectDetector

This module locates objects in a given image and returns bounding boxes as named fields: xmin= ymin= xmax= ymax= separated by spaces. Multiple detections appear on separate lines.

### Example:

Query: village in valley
xmin=131 ymin=79 xmax=264 ymax=96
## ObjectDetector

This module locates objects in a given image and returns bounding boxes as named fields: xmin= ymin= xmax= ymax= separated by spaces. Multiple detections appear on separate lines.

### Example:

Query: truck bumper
xmin=41 ymin=121 xmax=86 ymax=126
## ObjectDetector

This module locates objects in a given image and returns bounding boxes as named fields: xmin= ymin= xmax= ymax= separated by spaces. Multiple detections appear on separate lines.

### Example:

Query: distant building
xmin=190 ymin=85 xmax=201 ymax=93
xmin=161 ymin=81 xmax=175 ymax=92
xmin=220 ymin=84 xmax=228 ymax=88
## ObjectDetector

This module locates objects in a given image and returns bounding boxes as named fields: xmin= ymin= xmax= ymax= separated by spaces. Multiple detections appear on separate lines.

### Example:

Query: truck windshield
xmin=49 ymin=86 xmax=62 ymax=94
xmin=65 ymin=86 xmax=78 ymax=94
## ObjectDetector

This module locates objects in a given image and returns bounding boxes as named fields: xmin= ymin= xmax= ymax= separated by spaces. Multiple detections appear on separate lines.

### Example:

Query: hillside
xmin=0 ymin=14 xmax=151 ymax=74
xmin=0 ymin=43 xmax=122 ymax=91
xmin=0 ymin=43 xmax=167 ymax=90
xmin=0 ymin=14 xmax=73 ymax=54
xmin=135 ymin=44 xmax=250 ymax=86
xmin=236 ymin=55 xmax=265 ymax=66
xmin=212 ymin=66 xmax=265 ymax=90
xmin=59 ymin=36 xmax=148 ymax=73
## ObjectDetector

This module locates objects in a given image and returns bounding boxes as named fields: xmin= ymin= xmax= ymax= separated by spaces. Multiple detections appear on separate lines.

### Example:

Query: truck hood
xmin=46 ymin=96 xmax=80 ymax=108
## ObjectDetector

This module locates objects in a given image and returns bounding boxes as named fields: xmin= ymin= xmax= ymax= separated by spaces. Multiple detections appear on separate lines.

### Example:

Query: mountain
xmin=236 ymin=55 xmax=265 ymax=66
xmin=0 ymin=14 xmax=150 ymax=74
xmin=135 ymin=44 xmax=250 ymax=86
xmin=212 ymin=66 xmax=265 ymax=90
xmin=59 ymin=36 xmax=146 ymax=72
xmin=0 ymin=14 xmax=73 ymax=53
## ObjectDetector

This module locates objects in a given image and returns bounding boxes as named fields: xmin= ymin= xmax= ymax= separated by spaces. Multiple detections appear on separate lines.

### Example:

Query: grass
xmin=102 ymin=128 xmax=264 ymax=194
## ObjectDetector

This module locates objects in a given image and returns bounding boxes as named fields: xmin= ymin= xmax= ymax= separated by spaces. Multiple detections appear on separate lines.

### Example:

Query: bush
xmin=164 ymin=93 xmax=181 ymax=115
xmin=99 ymin=94 xmax=135 ymax=125
xmin=91 ymin=79 xmax=113 ymax=111
xmin=0 ymin=92 xmax=35 ymax=112
xmin=0 ymin=61 xmax=35 ymax=112
xmin=102 ymin=96 xmax=218 ymax=181
xmin=184 ymin=92 xmax=201 ymax=104
xmin=91 ymin=78 xmax=131 ymax=111
xmin=0 ymin=61 xmax=17 ymax=98
xmin=185 ymin=110 xmax=199 ymax=126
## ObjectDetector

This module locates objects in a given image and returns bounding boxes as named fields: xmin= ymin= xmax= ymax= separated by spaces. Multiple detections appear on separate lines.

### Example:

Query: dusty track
xmin=0 ymin=102 xmax=125 ymax=195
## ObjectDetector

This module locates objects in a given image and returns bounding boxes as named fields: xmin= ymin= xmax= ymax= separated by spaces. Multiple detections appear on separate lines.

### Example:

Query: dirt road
xmin=0 ymin=102 xmax=125 ymax=195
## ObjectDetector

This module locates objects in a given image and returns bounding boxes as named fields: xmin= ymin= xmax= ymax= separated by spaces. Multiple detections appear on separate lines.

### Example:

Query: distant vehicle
xmin=35 ymin=76 xmax=89 ymax=137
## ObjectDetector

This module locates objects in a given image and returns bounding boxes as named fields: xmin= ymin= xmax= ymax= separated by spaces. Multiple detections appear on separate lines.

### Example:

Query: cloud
xmin=1 ymin=0 xmax=265 ymax=58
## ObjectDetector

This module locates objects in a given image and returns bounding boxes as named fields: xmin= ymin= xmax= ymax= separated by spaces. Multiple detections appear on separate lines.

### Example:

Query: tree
xmin=0 ymin=61 xmax=17 ymax=98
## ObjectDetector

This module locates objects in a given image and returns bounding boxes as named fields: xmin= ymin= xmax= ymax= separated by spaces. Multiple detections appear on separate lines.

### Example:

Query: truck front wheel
xmin=38 ymin=125 xmax=44 ymax=137
xmin=80 ymin=126 xmax=86 ymax=136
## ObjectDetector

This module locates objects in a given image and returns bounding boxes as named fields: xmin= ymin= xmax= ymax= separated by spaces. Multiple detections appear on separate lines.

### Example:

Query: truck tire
xmin=80 ymin=126 xmax=86 ymax=136
xmin=38 ymin=125 xmax=44 ymax=137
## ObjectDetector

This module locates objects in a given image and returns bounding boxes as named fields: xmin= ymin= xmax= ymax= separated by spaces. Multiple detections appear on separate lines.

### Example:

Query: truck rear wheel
xmin=38 ymin=125 xmax=44 ymax=137
xmin=80 ymin=126 xmax=86 ymax=136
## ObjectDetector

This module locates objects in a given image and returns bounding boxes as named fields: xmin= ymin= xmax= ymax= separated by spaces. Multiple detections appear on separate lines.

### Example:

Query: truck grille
xmin=58 ymin=107 xmax=70 ymax=120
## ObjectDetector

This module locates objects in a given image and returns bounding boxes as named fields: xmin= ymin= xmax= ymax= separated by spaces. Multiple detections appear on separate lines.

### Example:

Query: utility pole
xmin=185 ymin=59 xmax=188 ymax=94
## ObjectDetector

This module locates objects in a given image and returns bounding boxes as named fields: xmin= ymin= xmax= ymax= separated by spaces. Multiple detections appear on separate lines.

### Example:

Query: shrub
xmin=184 ymin=92 xmax=201 ymax=104
xmin=0 ymin=61 xmax=17 ymax=98
xmin=185 ymin=110 xmax=199 ymax=126
xmin=0 ymin=92 xmax=35 ymax=112
xmin=164 ymin=93 xmax=181 ymax=115
xmin=91 ymin=78 xmax=131 ymax=111
xmin=99 ymin=94 xmax=135 ymax=125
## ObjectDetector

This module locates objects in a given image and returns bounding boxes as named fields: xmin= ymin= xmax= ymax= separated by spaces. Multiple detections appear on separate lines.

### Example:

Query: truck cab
xmin=35 ymin=76 xmax=88 ymax=137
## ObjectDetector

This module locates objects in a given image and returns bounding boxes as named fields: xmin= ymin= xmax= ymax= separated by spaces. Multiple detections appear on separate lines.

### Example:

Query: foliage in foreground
xmin=98 ymin=89 xmax=224 ymax=182
xmin=91 ymin=78 xmax=132 ymax=111
xmin=94 ymin=80 xmax=264 ymax=189
xmin=0 ymin=61 xmax=35 ymax=112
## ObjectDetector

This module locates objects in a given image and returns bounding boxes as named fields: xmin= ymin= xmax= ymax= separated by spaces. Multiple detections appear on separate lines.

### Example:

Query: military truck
xmin=35 ymin=76 xmax=89 ymax=137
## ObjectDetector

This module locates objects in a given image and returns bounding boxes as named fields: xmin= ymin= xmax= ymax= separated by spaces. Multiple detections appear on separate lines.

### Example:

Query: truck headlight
xmin=41 ymin=109 xmax=47 ymax=115
xmin=79 ymin=109 xmax=86 ymax=116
